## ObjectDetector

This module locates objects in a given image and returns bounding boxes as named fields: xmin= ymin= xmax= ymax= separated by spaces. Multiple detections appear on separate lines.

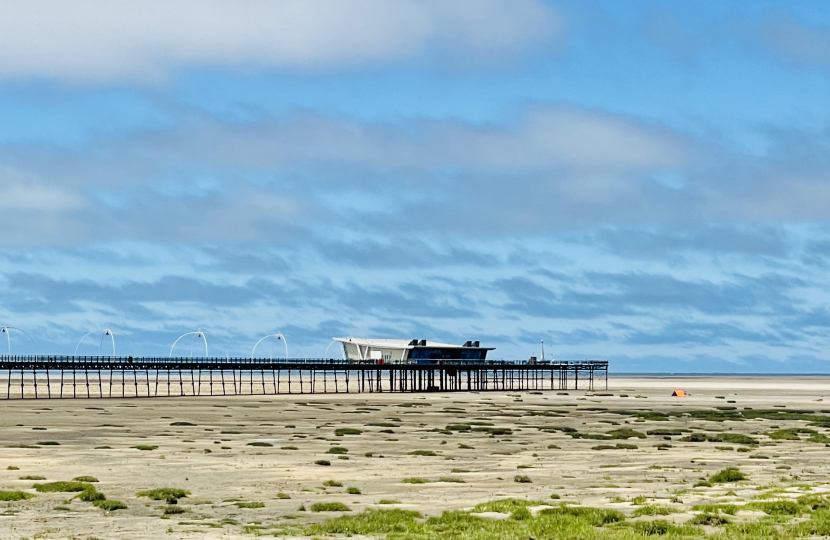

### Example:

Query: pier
xmin=0 ymin=356 xmax=608 ymax=399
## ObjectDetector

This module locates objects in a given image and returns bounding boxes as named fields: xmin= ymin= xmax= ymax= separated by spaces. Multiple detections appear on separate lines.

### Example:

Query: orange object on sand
xmin=672 ymin=389 xmax=686 ymax=397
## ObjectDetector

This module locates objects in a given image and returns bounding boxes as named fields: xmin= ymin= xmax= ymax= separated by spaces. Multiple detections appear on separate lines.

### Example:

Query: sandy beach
xmin=2 ymin=375 xmax=830 ymax=539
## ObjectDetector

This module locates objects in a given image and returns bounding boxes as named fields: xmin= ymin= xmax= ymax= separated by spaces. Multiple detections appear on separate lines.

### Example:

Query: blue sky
xmin=1 ymin=0 xmax=830 ymax=371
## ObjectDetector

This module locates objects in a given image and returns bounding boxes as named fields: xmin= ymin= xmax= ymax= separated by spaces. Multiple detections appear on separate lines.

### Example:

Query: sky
xmin=1 ymin=0 xmax=829 ymax=372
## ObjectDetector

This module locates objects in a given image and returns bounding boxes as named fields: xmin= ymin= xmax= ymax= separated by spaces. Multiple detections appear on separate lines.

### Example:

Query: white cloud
xmin=0 ymin=0 xmax=560 ymax=83
xmin=0 ymin=168 xmax=86 ymax=211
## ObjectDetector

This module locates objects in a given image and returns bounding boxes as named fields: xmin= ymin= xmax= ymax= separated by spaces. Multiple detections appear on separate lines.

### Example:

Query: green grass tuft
xmin=401 ymin=478 xmax=430 ymax=484
xmin=34 ymin=481 xmax=92 ymax=493
xmin=334 ymin=428 xmax=362 ymax=436
xmin=0 ymin=490 xmax=34 ymax=501
xmin=710 ymin=467 xmax=747 ymax=483
xmin=311 ymin=502 xmax=351 ymax=512
xmin=94 ymin=499 xmax=127 ymax=511
xmin=137 ymin=487 xmax=190 ymax=502
xmin=72 ymin=476 xmax=99 ymax=482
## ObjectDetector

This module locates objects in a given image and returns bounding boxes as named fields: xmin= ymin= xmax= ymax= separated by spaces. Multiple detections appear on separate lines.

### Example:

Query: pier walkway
xmin=0 ymin=356 xmax=608 ymax=399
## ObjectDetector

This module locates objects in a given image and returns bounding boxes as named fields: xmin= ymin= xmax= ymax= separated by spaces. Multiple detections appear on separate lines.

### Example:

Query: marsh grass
xmin=631 ymin=505 xmax=676 ymax=517
xmin=18 ymin=475 xmax=45 ymax=480
xmin=323 ymin=480 xmax=343 ymax=487
xmin=236 ymin=501 xmax=265 ymax=508
xmin=72 ymin=476 xmax=98 ymax=482
xmin=692 ymin=504 xmax=738 ymax=515
xmin=0 ymin=491 xmax=34 ymax=501
xmin=277 ymin=492 xmax=291 ymax=499
xmin=94 ymin=499 xmax=126 ymax=511
xmin=163 ymin=505 xmax=186 ymax=515
xmin=335 ymin=428 xmax=362 ymax=436
xmin=347 ymin=487 xmax=361 ymax=495
xmin=710 ymin=467 xmax=747 ymax=484
xmin=311 ymin=502 xmax=351 ymax=512
xmin=327 ymin=447 xmax=348 ymax=454
xmin=34 ymin=481 xmax=93 ymax=493
xmin=402 ymin=478 xmax=430 ymax=484
xmin=137 ymin=488 xmax=190 ymax=502
xmin=745 ymin=500 xmax=804 ymax=516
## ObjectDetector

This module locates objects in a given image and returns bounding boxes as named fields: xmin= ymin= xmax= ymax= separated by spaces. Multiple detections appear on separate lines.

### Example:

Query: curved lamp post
xmin=74 ymin=328 xmax=124 ymax=356
xmin=0 ymin=326 xmax=37 ymax=356
xmin=170 ymin=331 xmax=209 ymax=358
xmin=324 ymin=340 xmax=343 ymax=360
xmin=251 ymin=333 xmax=288 ymax=360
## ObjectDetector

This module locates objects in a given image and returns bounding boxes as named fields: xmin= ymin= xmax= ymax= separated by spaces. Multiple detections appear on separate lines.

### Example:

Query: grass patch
xmin=94 ymin=499 xmax=127 ymax=511
xmin=34 ymin=481 xmax=92 ymax=493
xmin=690 ymin=513 xmax=730 ymax=526
xmin=0 ymin=491 xmax=34 ymax=501
xmin=631 ymin=505 xmax=677 ymax=517
xmin=745 ymin=500 xmax=804 ymax=516
xmin=607 ymin=428 xmax=647 ymax=439
xmin=277 ymin=492 xmax=291 ymax=499
xmin=247 ymin=441 xmax=273 ymax=447
xmin=315 ymin=460 xmax=331 ymax=466
xmin=18 ymin=475 xmax=45 ymax=480
xmin=236 ymin=501 xmax=265 ymax=508
xmin=137 ymin=487 xmax=190 ymax=502
xmin=472 ymin=499 xmax=546 ymax=513
xmin=37 ymin=441 xmax=60 ymax=445
xmin=438 ymin=477 xmax=465 ymax=483
xmin=280 ymin=446 xmax=298 ymax=450
xmin=347 ymin=487 xmax=361 ymax=495
xmin=307 ymin=508 xmax=422 ymax=535
xmin=132 ymin=445 xmax=158 ymax=451
xmin=514 ymin=475 xmax=532 ymax=483
xmin=311 ymin=502 xmax=351 ymax=512
xmin=710 ymin=467 xmax=747 ymax=484
xmin=378 ymin=499 xmax=401 ymax=504
xmin=72 ymin=476 xmax=99 ymax=482
xmin=402 ymin=478 xmax=430 ymax=484
xmin=327 ymin=447 xmax=348 ymax=454
xmin=323 ymin=480 xmax=343 ymax=487
xmin=692 ymin=504 xmax=738 ymax=515
xmin=163 ymin=505 xmax=186 ymax=515
xmin=78 ymin=487 xmax=106 ymax=502
xmin=408 ymin=450 xmax=437 ymax=456
xmin=334 ymin=428 xmax=363 ymax=436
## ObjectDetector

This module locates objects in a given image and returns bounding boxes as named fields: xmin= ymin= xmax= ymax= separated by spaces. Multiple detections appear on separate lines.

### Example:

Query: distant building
xmin=333 ymin=337 xmax=494 ymax=363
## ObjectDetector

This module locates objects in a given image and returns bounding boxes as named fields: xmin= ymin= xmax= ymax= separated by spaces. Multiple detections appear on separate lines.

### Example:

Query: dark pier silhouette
xmin=0 ymin=356 xmax=608 ymax=399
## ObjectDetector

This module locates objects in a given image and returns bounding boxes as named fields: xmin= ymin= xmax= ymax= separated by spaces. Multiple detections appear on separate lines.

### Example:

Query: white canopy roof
xmin=333 ymin=337 xmax=462 ymax=350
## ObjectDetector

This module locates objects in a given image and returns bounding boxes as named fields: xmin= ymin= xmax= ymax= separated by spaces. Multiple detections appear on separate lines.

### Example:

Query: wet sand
xmin=1 ymin=375 xmax=830 ymax=539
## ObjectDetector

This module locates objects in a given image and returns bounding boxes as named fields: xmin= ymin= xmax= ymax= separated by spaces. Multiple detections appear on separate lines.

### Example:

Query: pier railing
xmin=0 ymin=355 xmax=608 ymax=399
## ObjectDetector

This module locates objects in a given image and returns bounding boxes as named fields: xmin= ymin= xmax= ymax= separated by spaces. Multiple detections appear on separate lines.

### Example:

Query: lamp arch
xmin=251 ymin=333 xmax=288 ymax=360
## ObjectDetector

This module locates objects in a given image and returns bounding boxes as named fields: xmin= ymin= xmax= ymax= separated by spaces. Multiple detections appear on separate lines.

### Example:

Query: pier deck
xmin=0 ymin=356 xmax=608 ymax=399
